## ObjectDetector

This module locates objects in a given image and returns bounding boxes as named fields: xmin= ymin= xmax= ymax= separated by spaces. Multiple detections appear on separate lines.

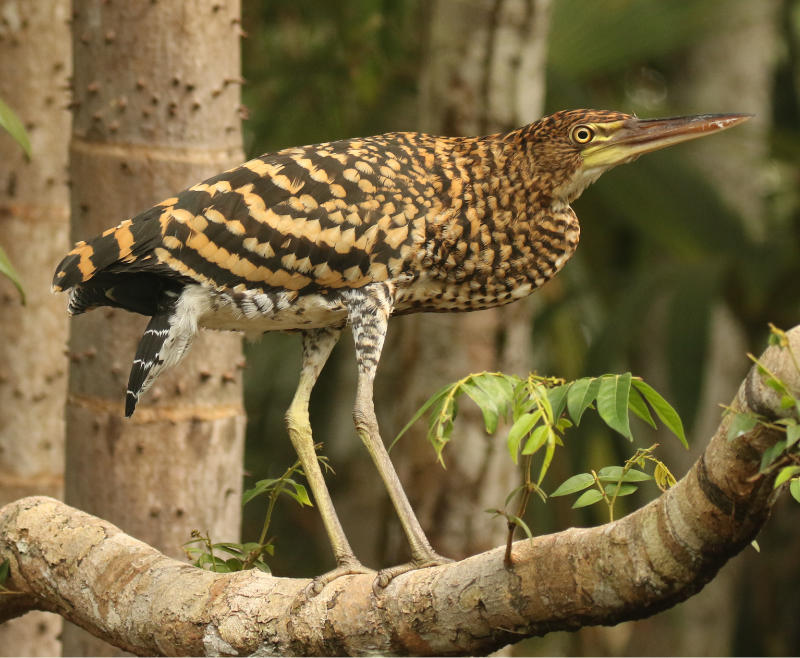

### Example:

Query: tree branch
xmin=2 ymin=328 xmax=798 ymax=656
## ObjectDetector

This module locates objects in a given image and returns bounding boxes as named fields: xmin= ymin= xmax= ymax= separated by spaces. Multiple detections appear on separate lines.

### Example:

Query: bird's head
xmin=523 ymin=109 xmax=752 ymax=206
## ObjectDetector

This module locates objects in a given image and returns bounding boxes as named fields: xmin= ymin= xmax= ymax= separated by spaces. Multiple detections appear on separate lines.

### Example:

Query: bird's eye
xmin=571 ymin=125 xmax=595 ymax=144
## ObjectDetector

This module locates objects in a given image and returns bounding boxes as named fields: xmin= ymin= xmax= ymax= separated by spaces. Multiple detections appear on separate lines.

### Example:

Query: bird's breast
xmin=392 ymin=205 xmax=580 ymax=314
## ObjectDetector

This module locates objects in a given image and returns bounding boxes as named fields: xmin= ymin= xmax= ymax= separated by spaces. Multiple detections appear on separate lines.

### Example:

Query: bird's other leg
xmin=347 ymin=286 xmax=451 ymax=592
xmin=285 ymin=327 xmax=373 ymax=599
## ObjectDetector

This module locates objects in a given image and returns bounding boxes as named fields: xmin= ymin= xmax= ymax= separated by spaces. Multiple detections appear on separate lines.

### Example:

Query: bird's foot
xmin=372 ymin=552 xmax=453 ymax=596
xmin=290 ymin=559 xmax=374 ymax=613
xmin=305 ymin=560 xmax=375 ymax=597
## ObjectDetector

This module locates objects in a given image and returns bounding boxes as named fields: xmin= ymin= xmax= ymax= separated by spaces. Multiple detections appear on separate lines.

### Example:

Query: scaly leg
xmin=285 ymin=327 xmax=373 ymax=598
xmin=347 ymin=286 xmax=451 ymax=591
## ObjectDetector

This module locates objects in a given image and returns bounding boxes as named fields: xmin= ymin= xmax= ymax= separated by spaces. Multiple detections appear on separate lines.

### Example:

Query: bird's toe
xmin=372 ymin=553 xmax=453 ymax=596
xmin=290 ymin=560 xmax=375 ymax=612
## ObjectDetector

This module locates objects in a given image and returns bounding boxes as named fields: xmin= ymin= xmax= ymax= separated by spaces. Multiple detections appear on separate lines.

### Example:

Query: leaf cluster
xmin=551 ymin=445 xmax=676 ymax=521
xmin=395 ymin=371 xmax=686 ymax=468
xmin=395 ymin=371 xmax=686 ymax=554
xmin=726 ymin=325 xmax=800 ymax=503
xmin=186 ymin=456 xmax=316 ymax=573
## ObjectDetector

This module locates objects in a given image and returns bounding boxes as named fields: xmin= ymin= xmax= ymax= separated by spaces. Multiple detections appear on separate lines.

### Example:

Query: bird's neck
xmin=401 ymin=133 xmax=580 ymax=313
xmin=441 ymin=130 xmax=570 ymax=223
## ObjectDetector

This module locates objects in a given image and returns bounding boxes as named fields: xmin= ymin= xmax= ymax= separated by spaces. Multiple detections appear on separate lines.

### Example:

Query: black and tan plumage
xmin=53 ymin=109 xmax=749 ymax=590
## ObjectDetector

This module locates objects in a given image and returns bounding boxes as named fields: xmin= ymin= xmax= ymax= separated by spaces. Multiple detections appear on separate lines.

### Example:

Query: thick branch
xmin=1 ymin=329 xmax=798 ymax=656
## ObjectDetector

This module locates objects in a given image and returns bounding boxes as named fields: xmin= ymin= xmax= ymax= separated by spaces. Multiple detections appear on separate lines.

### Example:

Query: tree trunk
xmin=64 ymin=1 xmax=246 ymax=654
xmin=0 ymin=1 xmax=70 ymax=654
xmin=380 ymin=0 xmax=552 ymax=567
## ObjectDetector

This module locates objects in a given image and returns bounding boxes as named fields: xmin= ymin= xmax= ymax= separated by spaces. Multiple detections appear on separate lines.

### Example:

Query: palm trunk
xmin=63 ymin=1 xmax=246 ymax=654
xmin=0 ymin=1 xmax=70 ymax=654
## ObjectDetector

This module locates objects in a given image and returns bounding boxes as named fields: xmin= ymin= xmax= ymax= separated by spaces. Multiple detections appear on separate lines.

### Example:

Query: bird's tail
xmin=125 ymin=293 xmax=197 ymax=417
xmin=52 ymin=206 xmax=165 ymax=297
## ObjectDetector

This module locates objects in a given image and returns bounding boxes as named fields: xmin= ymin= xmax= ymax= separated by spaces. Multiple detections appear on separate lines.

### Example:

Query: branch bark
xmin=1 ymin=327 xmax=798 ymax=656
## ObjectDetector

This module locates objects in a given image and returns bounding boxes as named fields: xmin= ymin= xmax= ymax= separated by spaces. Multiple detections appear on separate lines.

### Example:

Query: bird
xmin=53 ymin=109 xmax=750 ymax=592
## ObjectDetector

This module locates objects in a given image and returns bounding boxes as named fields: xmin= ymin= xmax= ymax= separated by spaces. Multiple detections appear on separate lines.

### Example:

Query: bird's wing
xmin=53 ymin=135 xmax=436 ymax=298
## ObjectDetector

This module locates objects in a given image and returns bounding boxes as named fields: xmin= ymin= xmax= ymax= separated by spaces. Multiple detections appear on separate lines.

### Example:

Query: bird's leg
xmin=285 ymin=327 xmax=374 ymax=598
xmin=348 ymin=290 xmax=451 ymax=591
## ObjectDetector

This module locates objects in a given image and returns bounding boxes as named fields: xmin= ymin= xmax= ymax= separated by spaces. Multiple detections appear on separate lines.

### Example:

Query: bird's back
xmin=53 ymin=128 xmax=578 ymax=327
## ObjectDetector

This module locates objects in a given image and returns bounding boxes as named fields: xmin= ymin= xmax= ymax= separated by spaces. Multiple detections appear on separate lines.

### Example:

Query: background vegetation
xmin=234 ymin=0 xmax=800 ymax=655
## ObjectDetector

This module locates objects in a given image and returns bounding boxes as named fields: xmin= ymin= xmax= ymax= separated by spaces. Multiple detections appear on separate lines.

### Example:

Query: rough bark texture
xmin=0 ymin=0 xmax=71 ymax=653
xmin=381 ymin=0 xmax=552 ymax=566
xmin=2 ymin=326 xmax=797 ymax=656
xmin=64 ymin=1 xmax=246 ymax=653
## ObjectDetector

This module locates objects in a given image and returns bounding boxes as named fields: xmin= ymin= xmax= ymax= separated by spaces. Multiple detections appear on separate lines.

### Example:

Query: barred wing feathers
xmin=53 ymin=134 xmax=441 ymax=310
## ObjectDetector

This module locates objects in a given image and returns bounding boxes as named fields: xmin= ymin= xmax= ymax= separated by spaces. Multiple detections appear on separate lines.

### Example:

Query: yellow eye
xmin=571 ymin=125 xmax=595 ymax=144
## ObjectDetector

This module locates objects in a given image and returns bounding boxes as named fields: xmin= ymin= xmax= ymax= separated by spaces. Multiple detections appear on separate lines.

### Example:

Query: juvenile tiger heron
xmin=53 ymin=109 xmax=750 ymax=592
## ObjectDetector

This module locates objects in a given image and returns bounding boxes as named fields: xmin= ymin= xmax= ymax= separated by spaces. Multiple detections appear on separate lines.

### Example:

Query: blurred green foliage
xmin=0 ymin=97 xmax=29 ymax=301
xmin=539 ymin=0 xmax=800 ymax=433
xmin=242 ymin=0 xmax=421 ymax=154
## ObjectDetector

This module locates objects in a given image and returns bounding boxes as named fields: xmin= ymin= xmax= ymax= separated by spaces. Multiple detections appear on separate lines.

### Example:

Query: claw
xmin=371 ymin=552 xmax=453 ymax=596
xmin=290 ymin=560 xmax=375 ymax=613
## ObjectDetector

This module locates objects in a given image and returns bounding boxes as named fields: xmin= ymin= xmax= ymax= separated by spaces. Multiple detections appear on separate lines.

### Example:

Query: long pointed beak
xmin=582 ymin=113 xmax=752 ymax=168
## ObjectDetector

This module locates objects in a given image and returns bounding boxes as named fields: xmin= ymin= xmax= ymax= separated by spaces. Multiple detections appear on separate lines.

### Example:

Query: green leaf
xmin=597 ymin=373 xmax=633 ymax=440
xmin=572 ymin=489 xmax=604 ymax=509
xmin=632 ymin=379 xmax=687 ymax=447
xmin=213 ymin=542 xmax=245 ymax=557
xmin=774 ymin=465 xmax=800 ymax=488
xmin=0 ymin=97 xmax=31 ymax=158
xmin=391 ymin=381 xmax=454 ymax=449
xmin=653 ymin=462 xmax=676 ymax=490
xmin=786 ymin=423 xmax=800 ymax=449
xmin=567 ymin=377 xmax=601 ymax=425
xmin=790 ymin=478 xmax=800 ymax=503
xmin=628 ymin=388 xmax=657 ymax=428
xmin=546 ymin=383 xmax=570 ymax=421
xmin=521 ymin=424 xmax=549 ymax=455
xmin=726 ymin=412 xmax=758 ymax=442
xmin=284 ymin=481 xmax=312 ymax=507
xmin=473 ymin=373 xmax=514 ymax=418
xmin=551 ymin=472 xmax=595 ymax=496
xmin=507 ymin=411 xmax=541 ymax=463
xmin=538 ymin=433 xmax=557 ymax=484
xmin=0 ymin=559 xmax=9 ymax=586
xmin=505 ymin=513 xmax=533 ymax=539
xmin=502 ymin=484 xmax=526 ymax=508
xmin=242 ymin=478 xmax=280 ymax=505
xmin=238 ymin=542 xmax=264 ymax=553
xmin=555 ymin=416 xmax=573 ymax=433
xmin=604 ymin=483 xmax=638 ymax=497
xmin=0 ymin=245 xmax=25 ymax=304
xmin=254 ymin=560 xmax=272 ymax=573
xmin=760 ymin=440 xmax=786 ymax=472
xmin=596 ymin=465 xmax=625 ymax=480
xmin=461 ymin=380 xmax=499 ymax=434
xmin=597 ymin=466 xmax=652 ymax=483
